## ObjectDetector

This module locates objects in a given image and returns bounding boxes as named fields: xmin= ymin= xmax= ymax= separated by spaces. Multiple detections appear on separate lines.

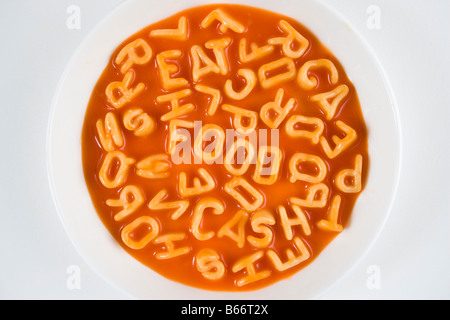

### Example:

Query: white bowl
xmin=47 ymin=0 xmax=402 ymax=299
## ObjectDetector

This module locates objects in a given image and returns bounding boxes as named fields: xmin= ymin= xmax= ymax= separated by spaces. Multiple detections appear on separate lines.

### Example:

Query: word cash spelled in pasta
xmin=81 ymin=4 xmax=368 ymax=291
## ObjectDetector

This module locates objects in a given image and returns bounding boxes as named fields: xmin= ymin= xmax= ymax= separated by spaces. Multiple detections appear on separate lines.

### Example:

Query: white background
xmin=0 ymin=0 xmax=449 ymax=299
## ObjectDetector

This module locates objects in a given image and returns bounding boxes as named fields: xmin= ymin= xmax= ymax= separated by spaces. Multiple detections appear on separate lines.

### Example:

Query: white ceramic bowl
xmin=47 ymin=0 xmax=402 ymax=299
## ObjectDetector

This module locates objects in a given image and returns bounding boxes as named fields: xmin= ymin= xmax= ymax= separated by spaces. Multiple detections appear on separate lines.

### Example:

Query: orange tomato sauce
xmin=81 ymin=4 xmax=368 ymax=291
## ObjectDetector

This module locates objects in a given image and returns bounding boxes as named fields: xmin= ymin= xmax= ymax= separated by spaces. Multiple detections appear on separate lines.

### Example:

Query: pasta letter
xmin=136 ymin=154 xmax=171 ymax=179
xmin=289 ymin=152 xmax=328 ymax=184
xmin=153 ymin=233 xmax=191 ymax=259
xmin=252 ymin=145 xmax=282 ymax=185
xmin=190 ymin=45 xmax=221 ymax=82
xmin=156 ymin=50 xmax=188 ymax=91
xmin=247 ymin=209 xmax=275 ymax=248
xmin=311 ymin=84 xmax=349 ymax=120
xmin=260 ymin=88 xmax=295 ymax=129
xmin=201 ymin=9 xmax=245 ymax=33
xmin=217 ymin=209 xmax=248 ymax=248
xmin=150 ymin=16 xmax=188 ymax=41
xmin=123 ymin=108 xmax=155 ymax=137
xmin=221 ymin=104 xmax=258 ymax=134
xmin=224 ymin=137 xmax=255 ymax=176
xmin=148 ymin=189 xmax=189 ymax=220
xmin=334 ymin=154 xmax=363 ymax=193
xmin=105 ymin=71 xmax=145 ymax=109
xmin=277 ymin=204 xmax=311 ymax=240
xmin=258 ymin=57 xmax=296 ymax=89
xmin=195 ymin=248 xmax=225 ymax=280
xmin=193 ymin=123 xmax=225 ymax=164
xmin=224 ymin=69 xmax=257 ymax=100
xmin=194 ymin=84 xmax=222 ymax=116
xmin=232 ymin=251 xmax=271 ymax=287
xmin=267 ymin=237 xmax=310 ymax=271
xmin=115 ymin=38 xmax=153 ymax=74
xmin=285 ymin=114 xmax=324 ymax=145
xmin=157 ymin=89 xmax=195 ymax=121
xmin=297 ymin=59 xmax=339 ymax=90
xmin=98 ymin=150 xmax=135 ymax=189
xmin=224 ymin=177 xmax=264 ymax=212
xmin=268 ymin=20 xmax=309 ymax=58
xmin=191 ymin=197 xmax=224 ymax=241
xmin=179 ymin=168 xmax=216 ymax=197
xmin=121 ymin=216 xmax=159 ymax=250
xmin=205 ymin=37 xmax=232 ymax=75
xmin=167 ymin=119 xmax=194 ymax=155
xmin=106 ymin=185 xmax=144 ymax=221
xmin=239 ymin=38 xmax=274 ymax=63
xmin=317 ymin=195 xmax=343 ymax=232
xmin=290 ymin=183 xmax=329 ymax=208
xmin=320 ymin=120 xmax=357 ymax=159
xmin=96 ymin=112 xmax=124 ymax=152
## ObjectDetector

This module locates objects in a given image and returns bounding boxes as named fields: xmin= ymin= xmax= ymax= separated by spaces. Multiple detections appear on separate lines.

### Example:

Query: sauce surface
xmin=82 ymin=4 xmax=368 ymax=291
